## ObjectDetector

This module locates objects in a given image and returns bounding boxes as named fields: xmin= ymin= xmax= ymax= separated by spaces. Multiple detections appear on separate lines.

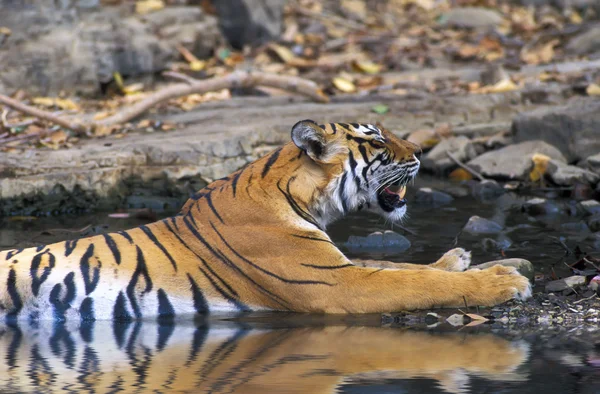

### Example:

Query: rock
xmin=474 ymin=258 xmax=534 ymax=281
xmin=559 ymin=221 xmax=591 ymax=235
xmin=442 ymin=7 xmax=503 ymax=29
xmin=545 ymin=276 xmax=586 ymax=293
xmin=345 ymin=231 xmax=411 ymax=252
xmin=588 ymin=215 xmax=600 ymax=232
xmin=522 ymin=197 xmax=564 ymax=216
xmin=468 ymin=179 xmax=505 ymax=200
xmin=513 ymin=99 xmax=600 ymax=162
xmin=579 ymin=200 xmax=600 ymax=217
xmin=463 ymin=215 xmax=503 ymax=234
xmin=414 ymin=188 xmax=454 ymax=205
xmin=591 ymin=233 xmax=600 ymax=250
xmin=213 ymin=0 xmax=283 ymax=48
xmin=444 ymin=185 xmax=470 ymax=198
xmin=546 ymin=160 xmax=600 ymax=186
xmin=421 ymin=136 xmax=477 ymax=172
xmin=578 ymin=152 xmax=600 ymax=173
xmin=481 ymin=235 xmax=513 ymax=252
xmin=567 ymin=26 xmax=600 ymax=56
xmin=466 ymin=141 xmax=566 ymax=180
xmin=0 ymin=3 xmax=221 ymax=95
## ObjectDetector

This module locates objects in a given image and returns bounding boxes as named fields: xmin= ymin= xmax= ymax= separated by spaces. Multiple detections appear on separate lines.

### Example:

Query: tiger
xmin=0 ymin=320 xmax=530 ymax=394
xmin=0 ymin=120 xmax=531 ymax=320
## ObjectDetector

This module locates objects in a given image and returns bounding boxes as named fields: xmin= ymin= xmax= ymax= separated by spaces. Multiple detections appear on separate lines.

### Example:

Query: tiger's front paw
xmin=467 ymin=265 xmax=532 ymax=306
xmin=432 ymin=248 xmax=472 ymax=272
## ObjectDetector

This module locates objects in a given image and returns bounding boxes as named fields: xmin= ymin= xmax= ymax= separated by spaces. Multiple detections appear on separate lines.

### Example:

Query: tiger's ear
xmin=291 ymin=120 xmax=330 ymax=162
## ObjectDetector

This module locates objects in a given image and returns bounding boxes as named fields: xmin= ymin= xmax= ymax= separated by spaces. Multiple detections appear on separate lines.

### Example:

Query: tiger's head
xmin=291 ymin=120 xmax=420 ymax=227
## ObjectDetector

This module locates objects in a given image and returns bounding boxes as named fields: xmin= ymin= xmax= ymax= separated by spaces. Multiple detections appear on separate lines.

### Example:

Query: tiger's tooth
xmin=399 ymin=186 xmax=407 ymax=199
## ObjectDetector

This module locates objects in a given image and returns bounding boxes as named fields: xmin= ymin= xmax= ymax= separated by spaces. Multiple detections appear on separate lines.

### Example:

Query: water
xmin=1 ymin=177 xmax=599 ymax=393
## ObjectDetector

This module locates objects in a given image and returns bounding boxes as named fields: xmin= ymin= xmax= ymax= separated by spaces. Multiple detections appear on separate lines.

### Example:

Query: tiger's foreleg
xmin=353 ymin=248 xmax=471 ymax=272
xmin=298 ymin=262 xmax=531 ymax=313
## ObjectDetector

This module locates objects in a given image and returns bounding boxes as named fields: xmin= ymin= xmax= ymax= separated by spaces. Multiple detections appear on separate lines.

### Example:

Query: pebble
xmin=345 ymin=230 xmax=411 ymax=252
xmin=474 ymin=258 xmax=534 ymax=281
xmin=522 ymin=197 xmax=564 ymax=216
xmin=414 ymin=187 xmax=454 ymax=205
xmin=545 ymin=276 xmax=587 ymax=293
xmin=463 ymin=215 xmax=503 ymax=234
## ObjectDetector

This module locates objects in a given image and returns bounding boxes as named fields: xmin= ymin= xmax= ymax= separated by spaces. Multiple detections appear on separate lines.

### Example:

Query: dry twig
xmin=0 ymin=71 xmax=329 ymax=137
xmin=445 ymin=151 xmax=486 ymax=181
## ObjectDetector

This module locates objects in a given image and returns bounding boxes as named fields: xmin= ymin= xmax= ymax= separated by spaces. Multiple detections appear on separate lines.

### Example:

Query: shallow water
xmin=1 ymin=176 xmax=599 ymax=393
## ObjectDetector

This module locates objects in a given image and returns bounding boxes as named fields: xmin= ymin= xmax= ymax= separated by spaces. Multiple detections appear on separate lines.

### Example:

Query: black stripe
xmin=117 ymin=230 xmax=134 ymax=244
xmin=30 ymin=251 xmax=56 ymax=297
xmin=35 ymin=245 xmax=45 ymax=252
xmin=338 ymin=123 xmax=350 ymax=130
xmin=338 ymin=172 xmax=348 ymax=213
xmin=329 ymin=123 xmax=337 ymax=134
xmin=157 ymin=288 xmax=175 ymax=320
xmin=113 ymin=291 xmax=133 ymax=323
xmin=139 ymin=225 xmax=178 ymax=271
xmin=231 ymin=169 xmax=244 ymax=197
xmin=348 ymin=150 xmax=361 ymax=189
xmin=350 ymin=123 xmax=360 ymax=129
xmin=290 ymin=234 xmax=335 ymax=244
xmin=80 ymin=297 xmax=95 ymax=321
xmin=187 ymin=274 xmax=209 ymax=314
xmin=181 ymin=216 xmax=289 ymax=309
xmin=209 ymin=221 xmax=333 ymax=286
xmin=261 ymin=147 xmax=282 ymax=178
xmin=64 ymin=240 xmax=78 ymax=257
xmin=301 ymin=263 xmax=354 ymax=270
xmin=6 ymin=249 xmax=24 ymax=261
xmin=246 ymin=172 xmax=254 ymax=196
xmin=80 ymin=244 xmax=100 ymax=295
xmin=197 ymin=265 xmax=251 ymax=311
xmin=276 ymin=178 xmax=321 ymax=230
xmin=7 ymin=268 xmax=23 ymax=318
xmin=49 ymin=272 xmax=76 ymax=320
xmin=102 ymin=233 xmax=121 ymax=265
xmin=204 ymin=192 xmax=224 ymax=224
xmin=126 ymin=246 xmax=153 ymax=319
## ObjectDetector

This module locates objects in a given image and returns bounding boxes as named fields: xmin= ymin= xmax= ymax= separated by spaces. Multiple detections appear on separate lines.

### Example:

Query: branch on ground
xmin=0 ymin=70 xmax=329 ymax=139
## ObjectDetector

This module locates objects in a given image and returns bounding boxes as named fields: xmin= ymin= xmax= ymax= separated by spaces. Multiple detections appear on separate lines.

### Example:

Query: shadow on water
xmin=1 ymin=315 xmax=600 ymax=394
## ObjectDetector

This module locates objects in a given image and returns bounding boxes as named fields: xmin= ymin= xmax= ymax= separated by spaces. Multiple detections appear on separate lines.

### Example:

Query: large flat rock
xmin=0 ymin=93 xmax=545 ymax=216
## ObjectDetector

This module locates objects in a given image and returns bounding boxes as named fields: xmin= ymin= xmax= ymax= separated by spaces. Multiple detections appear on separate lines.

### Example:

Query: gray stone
xmin=591 ymin=233 xmax=600 ymax=250
xmin=345 ymin=231 xmax=411 ymax=252
xmin=466 ymin=141 xmax=566 ymax=180
xmin=421 ymin=136 xmax=477 ymax=172
xmin=414 ymin=188 xmax=454 ymax=205
xmin=579 ymin=200 xmax=600 ymax=217
xmin=578 ymin=153 xmax=600 ymax=173
xmin=513 ymin=99 xmax=600 ymax=162
xmin=567 ymin=26 xmax=600 ymax=56
xmin=522 ymin=197 xmax=564 ymax=216
xmin=547 ymin=160 xmax=600 ymax=186
xmin=468 ymin=179 xmax=504 ymax=200
xmin=587 ymin=215 xmax=600 ymax=232
xmin=463 ymin=215 xmax=503 ymax=234
xmin=559 ymin=221 xmax=591 ymax=235
xmin=213 ymin=0 xmax=283 ymax=49
xmin=545 ymin=276 xmax=587 ymax=293
xmin=0 ymin=2 xmax=221 ymax=95
xmin=442 ymin=7 xmax=503 ymax=29
xmin=481 ymin=235 xmax=513 ymax=252
xmin=474 ymin=258 xmax=534 ymax=281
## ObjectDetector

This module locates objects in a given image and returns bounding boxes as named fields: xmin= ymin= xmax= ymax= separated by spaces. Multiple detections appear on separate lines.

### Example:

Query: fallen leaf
xmin=371 ymin=104 xmax=389 ymax=114
xmin=521 ymin=39 xmax=559 ymax=65
xmin=449 ymin=168 xmax=473 ymax=181
xmin=332 ymin=76 xmax=356 ymax=93
xmin=446 ymin=313 xmax=465 ymax=327
xmin=268 ymin=44 xmax=297 ymax=63
xmin=586 ymin=84 xmax=600 ymax=96
xmin=465 ymin=313 xmax=489 ymax=321
xmin=407 ymin=129 xmax=440 ymax=149
xmin=32 ymin=97 xmax=80 ymax=111
xmin=352 ymin=60 xmax=382 ymax=74
xmin=135 ymin=0 xmax=164 ymax=14
xmin=530 ymin=153 xmax=550 ymax=182
xmin=0 ymin=27 xmax=11 ymax=35
xmin=341 ymin=0 xmax=367 ymax=18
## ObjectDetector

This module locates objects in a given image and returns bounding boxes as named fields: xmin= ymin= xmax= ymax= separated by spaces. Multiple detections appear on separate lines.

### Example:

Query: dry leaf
xmin=407 ymin=129 xmax=440 ymax=149
xmin=465 ymin=313 xmax=489 ymax=321
xmin=341 ymin=0 xmax=367 ymax=18
xmin=332 ymin=76 xmax=356 ymax=93
xmin=32 ymin=97 xmax=80 ymax=111
xmin=530 ymin=153 xmax=550 ymax=182
xmin=135 ymin=0 xmax=165 ymax=14
xmin=352 ymin=60 xmax=382 ymax=74
xmin=586 ymin=84 xmax=600 ymax=96
xmin=449 ymin=168 xmax=473 ymax=181
xmin=0 ymin=27 xmax=11 ymax=35
xmin=521 ymin=39 xmax=559 ymax=65
xmin=268 ymin=44 xmax=296 ymax=63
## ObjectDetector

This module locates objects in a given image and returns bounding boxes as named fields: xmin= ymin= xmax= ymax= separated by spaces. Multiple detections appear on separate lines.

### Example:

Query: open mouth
xmin=377 ymin=179 xmax=408 ymax=212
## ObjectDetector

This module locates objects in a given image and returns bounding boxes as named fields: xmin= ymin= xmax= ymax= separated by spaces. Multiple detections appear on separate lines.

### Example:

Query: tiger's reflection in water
xmin=0 ymin=319 xmax=529 ymax=394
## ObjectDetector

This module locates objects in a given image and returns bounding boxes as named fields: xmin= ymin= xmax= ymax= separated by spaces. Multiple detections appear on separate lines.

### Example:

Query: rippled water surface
xmin=1 ymin=176 xmax=599 ymax=393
